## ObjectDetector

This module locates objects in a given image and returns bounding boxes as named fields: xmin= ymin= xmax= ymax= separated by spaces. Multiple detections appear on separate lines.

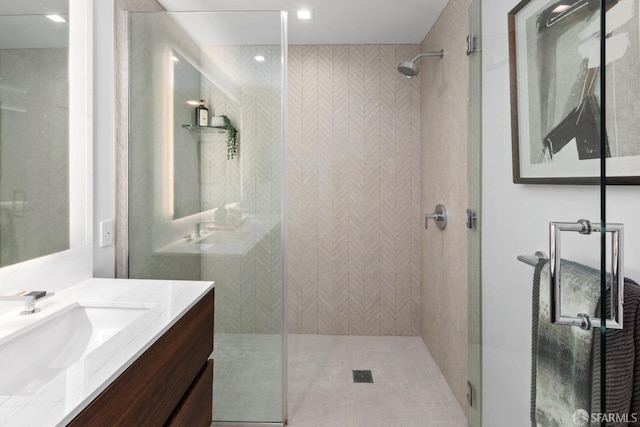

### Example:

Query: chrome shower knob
xmin=425 ymin=204 xmax=447 ymax=230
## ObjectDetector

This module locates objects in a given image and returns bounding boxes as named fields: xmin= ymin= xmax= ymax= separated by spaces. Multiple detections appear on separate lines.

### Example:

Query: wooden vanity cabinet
xmin=69 ymin=289 xmax=214 ymax=427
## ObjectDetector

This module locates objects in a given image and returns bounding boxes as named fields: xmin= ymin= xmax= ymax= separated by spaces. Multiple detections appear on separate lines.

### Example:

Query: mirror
xmin=0 ymin=2 xmax=70 ymax=268
xmin=172 ymin=50 xmax=241 ymax=219
xmin=172 ymin=51 xmax=202 ymax=219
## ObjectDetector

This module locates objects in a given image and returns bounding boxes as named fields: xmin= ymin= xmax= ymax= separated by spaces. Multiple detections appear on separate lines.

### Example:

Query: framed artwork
xmin=508 ymin=0 xmax=640 ymax=184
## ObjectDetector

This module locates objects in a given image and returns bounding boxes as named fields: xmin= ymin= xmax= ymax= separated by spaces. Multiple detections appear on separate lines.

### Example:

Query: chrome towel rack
xmin=517 ymin=251 xmax=548 ymax=267
xmin=516 ymin=219 xmax=624 ymax=331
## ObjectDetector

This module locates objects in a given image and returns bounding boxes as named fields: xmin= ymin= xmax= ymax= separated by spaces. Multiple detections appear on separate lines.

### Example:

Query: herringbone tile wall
xmin=115 ymin=0 xmax=163 ymax=279
xmin=124 ymin=11 xmax=284 ymax=335
xmin=420 ymin=0 xmax=470 ymax=410
xmin=121 ymin=13 xmax=422 ymax=337
xmin=200 ymin=44 xmax=283 ymax=334
xmin=287 ymin=45 xmax=422 ymax=336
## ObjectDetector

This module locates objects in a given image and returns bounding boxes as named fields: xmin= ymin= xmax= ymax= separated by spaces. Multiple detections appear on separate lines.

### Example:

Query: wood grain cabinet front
xmin=165 ymin=360 xmax=213 ymax=427
xmin=69 ymin=289 xmax=214 ymax=427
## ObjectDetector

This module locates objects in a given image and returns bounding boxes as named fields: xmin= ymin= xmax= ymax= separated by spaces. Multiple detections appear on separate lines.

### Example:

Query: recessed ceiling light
xmin=46 ymin=14 xmax=66 ymax=23
xmin=552 ymin=4 xmax=571 ymax=13
xmin=297 ymin=9 xmax=313 ymax=20
xmin=254 ymin=55 xmax=265 ymax=62
xmin=172 ymin=56 xmax=179 ymax=62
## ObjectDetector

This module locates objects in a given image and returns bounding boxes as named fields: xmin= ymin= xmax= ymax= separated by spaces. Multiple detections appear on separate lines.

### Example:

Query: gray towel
xmin=531 ymin=259 xmax=598 ymax=427
xmin=531 ymin=259 xmax=640 ymax=427
xmin=590 ymin=277 xmax=640 ymax=426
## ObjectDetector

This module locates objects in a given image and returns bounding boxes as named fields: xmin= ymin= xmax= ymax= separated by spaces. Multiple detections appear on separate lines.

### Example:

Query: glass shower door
xmin=467 ymin=0 xmax=482 ymax=426
xmin=476 ymin=0 xmax=638 ymax=424
xmin=126 ymin=10 xmax=287 ymax=425
xmin=507 ymin=0 xmax=627 ymax=424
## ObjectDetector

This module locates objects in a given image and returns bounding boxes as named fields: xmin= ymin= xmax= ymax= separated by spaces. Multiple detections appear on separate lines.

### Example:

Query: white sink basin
xmin=197 ymin=231 xmax=251 ymax=246
xmin=0 ymin=303 xmax=151 ymax=395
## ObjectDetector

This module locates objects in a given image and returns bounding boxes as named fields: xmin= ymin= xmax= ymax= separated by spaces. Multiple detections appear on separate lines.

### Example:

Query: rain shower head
xmin=397 ymin=61 xmax=420 ymax=78
xmin=397 ymin=49 xmax=444 ymax=78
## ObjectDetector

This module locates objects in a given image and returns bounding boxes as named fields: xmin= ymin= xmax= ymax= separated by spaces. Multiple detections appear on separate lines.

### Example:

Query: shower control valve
xmin=425 ymin=204 xmax=447 ymax=230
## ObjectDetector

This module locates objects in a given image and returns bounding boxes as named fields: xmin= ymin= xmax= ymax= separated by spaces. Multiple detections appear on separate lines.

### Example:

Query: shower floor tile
xmin=212 ymin=333 xmax=284 ymax=423
xmin=287 ymin=335 xmax=467 ymax=427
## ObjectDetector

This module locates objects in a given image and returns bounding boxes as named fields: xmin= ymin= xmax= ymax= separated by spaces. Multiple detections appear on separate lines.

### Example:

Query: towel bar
xmin=517 ymin=251 xmax=548 ymax=267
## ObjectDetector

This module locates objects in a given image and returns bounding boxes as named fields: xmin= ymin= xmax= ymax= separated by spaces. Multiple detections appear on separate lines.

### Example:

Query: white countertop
xmin=154 ymin=217 xmax=274 ymax=256
xmin=0 ymin=278 xmax=214 ymax=426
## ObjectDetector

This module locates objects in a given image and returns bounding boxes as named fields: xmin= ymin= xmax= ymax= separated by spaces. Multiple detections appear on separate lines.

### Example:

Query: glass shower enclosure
xmin=125 ymin=10 xmax=287 ymax=425
xmin=475 ymin=0 xmax=640 ymax=425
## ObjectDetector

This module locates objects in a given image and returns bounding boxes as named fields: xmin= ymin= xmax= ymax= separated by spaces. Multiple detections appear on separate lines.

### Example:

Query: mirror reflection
xmin=0 ymin=3 xmax=70 ymax=268
xmin=172 ymin=50 xmax=241 ymax=219
xmin=173 ymin=51 xmax=202 ymax=219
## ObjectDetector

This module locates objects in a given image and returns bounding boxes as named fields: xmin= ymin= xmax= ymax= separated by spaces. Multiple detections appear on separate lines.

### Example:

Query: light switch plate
xmin=100 ymin=220 xmax=114 ymax=247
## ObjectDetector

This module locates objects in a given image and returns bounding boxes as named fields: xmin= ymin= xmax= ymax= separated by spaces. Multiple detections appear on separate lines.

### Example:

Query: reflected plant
xmin=221 ymin=115 xmax=238 ymax=160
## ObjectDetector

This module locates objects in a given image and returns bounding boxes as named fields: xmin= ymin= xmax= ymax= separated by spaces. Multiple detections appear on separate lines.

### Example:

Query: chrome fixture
xmin=397 ymin=49 xmax=444 ymax=78
xmin=196 ymin=222 xmax=216 ymax=237
xmin=0 ymin=291 xmax=54 ymax=315
xmin=466 ymin=209 xmax=477 ymax=229
xmin=549 ymin=219 xmax=624 ymax=330
xmin=519 ymin=219 xmax=625 ymax=331
xmin=466 ymin=33 xmax=477 ymax=56
xmin=425 ymin=204 xmax=447 ymax=230
xmin=517 ymin=251 xmax=548 ymax=267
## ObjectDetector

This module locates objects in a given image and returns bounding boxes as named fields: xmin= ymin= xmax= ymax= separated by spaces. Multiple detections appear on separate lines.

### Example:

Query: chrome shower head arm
xmin=410 ymin=49 xmax=445 ymax=63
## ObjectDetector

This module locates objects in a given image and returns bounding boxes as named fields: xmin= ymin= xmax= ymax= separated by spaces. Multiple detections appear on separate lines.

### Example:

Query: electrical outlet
xmin=100 ymin=220 xmax=114 ymax=247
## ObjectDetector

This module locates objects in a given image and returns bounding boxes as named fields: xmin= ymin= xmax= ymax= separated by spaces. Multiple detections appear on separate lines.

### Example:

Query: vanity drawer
xmin=68 ymin=289 xmax=214 ymax=426
xmin=165 ymin=360 xmax=213 ymax=427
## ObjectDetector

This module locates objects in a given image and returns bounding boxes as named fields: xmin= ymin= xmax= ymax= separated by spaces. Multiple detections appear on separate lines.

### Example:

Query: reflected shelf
xmin=181 ymin=124 xmax=228 ymax=133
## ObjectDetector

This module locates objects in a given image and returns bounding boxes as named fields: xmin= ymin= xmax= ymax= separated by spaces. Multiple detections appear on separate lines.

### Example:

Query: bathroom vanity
xmin=0 ymin=279 xmax=214 ymax=426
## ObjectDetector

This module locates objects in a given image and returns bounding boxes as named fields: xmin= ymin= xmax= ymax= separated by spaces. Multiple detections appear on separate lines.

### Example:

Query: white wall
xmin=482 ymin=1 xmax=640 ymax=425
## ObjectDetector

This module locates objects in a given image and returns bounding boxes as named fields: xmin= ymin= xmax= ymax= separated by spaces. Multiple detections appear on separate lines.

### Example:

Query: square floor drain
xmin=352 ymin=370 xmax=374 ymax=383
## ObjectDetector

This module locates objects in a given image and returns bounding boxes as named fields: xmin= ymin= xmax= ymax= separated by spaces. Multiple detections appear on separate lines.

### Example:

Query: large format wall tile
xmin=287 ymin=45 xmax=422 ymax=336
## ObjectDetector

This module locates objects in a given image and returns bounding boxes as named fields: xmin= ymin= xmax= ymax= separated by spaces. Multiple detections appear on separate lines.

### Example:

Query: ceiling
xmin=0 ymin=0 xmax=68 ymax=49
xmin=0 ymin=0 xmax=448 ymax=49
xmin=0 ymin=0 xmax=67 ymax=15
xmin=156 ymin=0 xmax=449 ymax=45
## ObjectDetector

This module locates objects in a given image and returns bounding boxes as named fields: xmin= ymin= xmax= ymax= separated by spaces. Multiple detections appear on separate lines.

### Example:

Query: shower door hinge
xmin=466 ymin=209 xmax=477 ymax=229
xmin=466 ymin=33 xmax=477 ymax=56
xmin=467 ymin=380 xmax=474 ymax=406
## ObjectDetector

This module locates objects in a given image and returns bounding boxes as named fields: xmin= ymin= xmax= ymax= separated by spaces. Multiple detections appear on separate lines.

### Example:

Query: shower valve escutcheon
xmin=425 ymin=204 xmax=447 ymax=230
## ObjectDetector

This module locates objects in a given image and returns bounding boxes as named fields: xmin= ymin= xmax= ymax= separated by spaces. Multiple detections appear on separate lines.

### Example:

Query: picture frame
xmin=508 ymin=0 xmax=640 ymax=184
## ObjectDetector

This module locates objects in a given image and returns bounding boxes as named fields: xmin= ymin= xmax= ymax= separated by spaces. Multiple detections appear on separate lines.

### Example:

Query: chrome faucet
xmin=0 ymin=291 xmax=54 ymax=315
xmin=196 ymin=221 xmax=216 ymax=237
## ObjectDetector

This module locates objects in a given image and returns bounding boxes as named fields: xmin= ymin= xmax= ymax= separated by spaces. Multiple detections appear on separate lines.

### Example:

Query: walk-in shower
xmin=397 ymin=49 xmax=444 ymax=78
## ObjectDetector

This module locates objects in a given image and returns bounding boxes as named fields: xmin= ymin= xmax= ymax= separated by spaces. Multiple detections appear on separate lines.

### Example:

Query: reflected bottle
xmin=195 ymin=100 xmax=209 ymax=127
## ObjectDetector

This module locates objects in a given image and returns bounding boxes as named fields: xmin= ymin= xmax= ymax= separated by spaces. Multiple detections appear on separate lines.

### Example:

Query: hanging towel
xmin=531 ymin=259 xmax=601 ymax=427
xmin=590 ymin=277 xmax=640 ymax=427
xmin=531 ymin=259 xmax=640 ymax=427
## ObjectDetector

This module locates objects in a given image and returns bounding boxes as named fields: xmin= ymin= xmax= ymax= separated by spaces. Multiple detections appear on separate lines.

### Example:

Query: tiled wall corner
xmin=420 ymin=0 xmax=470 ymax=412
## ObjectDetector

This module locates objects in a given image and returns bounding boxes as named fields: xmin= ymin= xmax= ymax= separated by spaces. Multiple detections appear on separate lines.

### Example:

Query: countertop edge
xmin=58 ymin=278 xmax=215 ymax=426
xmin=0 ymin=278 xmax=214 ymax=427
